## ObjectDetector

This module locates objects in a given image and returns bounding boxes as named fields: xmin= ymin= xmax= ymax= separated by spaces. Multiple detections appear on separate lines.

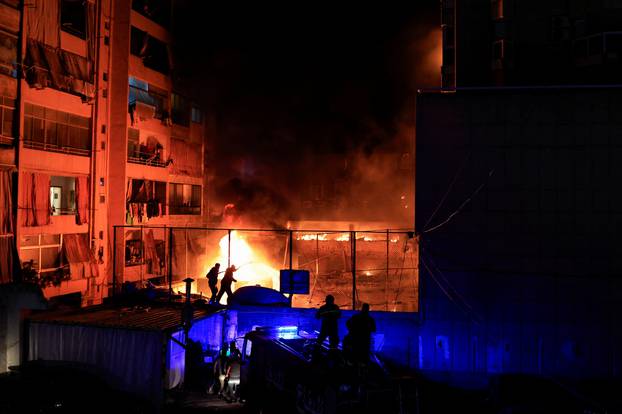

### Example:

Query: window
xmin=60 ymin=0 xmax=87 ymax=39
xmin=132 ymin=0 xmax=171 ymax=28
xmin=23 ymin=103 xmax=91 ymax=156
xmin=0 ymin=96 xmax=15 ymax=145
xmin=493 ymin=39 xmax=505 ymax=60
xmin=0 ymin=32 xmax=18 ymax=78
xmin=191 ymin=106 xmax=203 ymax=124
xmin=125 ymin=237 xmax=143 ymax=266
xmin=128 ymin=76 xmax=169 ymax=120
xmin=169 ymin=183 xmax=201 ymax=215
xmin=126 ymin=179 xmax=167 ymax=223
xmin=130 ymin=26 xmax=170 ymax=74
xmin=171 ymin=93 xmax=190 ymax=126
xmin=50 ymin=176 xmax=76 ymax=216
xmin=20 ymin=234 xmax=63 ymax=274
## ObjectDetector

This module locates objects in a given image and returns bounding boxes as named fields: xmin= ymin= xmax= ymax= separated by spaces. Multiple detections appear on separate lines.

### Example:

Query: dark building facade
xmin=415 ymin=86 xmax=622 ymax=380
xmin=441 ymin=0 xmax=622 ymax=88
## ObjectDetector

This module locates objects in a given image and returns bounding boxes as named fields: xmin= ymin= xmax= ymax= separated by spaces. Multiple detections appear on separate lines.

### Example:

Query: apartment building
xmin=0 ymin=0 xmax=208 ymax=306
xmin=441 ymin=0 xmax=622 ymax=88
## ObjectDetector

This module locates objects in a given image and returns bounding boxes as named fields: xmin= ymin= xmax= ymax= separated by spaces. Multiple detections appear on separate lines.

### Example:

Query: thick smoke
xmin=173 ymin=4 xmax=440 ymax=229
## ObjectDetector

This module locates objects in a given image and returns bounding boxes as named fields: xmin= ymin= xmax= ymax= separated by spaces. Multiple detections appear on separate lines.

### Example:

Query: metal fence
xmin=113 ymin=225 xmax=419 ymax=312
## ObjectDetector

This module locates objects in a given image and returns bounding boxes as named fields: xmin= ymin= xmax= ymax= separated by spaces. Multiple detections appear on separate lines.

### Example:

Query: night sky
xmin=173 ymin=3 xmax=440 ymax=224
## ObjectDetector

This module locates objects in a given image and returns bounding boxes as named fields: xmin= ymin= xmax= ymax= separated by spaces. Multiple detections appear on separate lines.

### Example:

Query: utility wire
xmin=422 ymin=152 xmax=472 ymax=231
xmin=424 ymin=169 xmax=494 ymax=234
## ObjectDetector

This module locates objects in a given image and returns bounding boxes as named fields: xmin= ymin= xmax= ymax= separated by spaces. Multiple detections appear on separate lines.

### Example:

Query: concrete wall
xmin=0 ymin=284 xmax=46 ymax=373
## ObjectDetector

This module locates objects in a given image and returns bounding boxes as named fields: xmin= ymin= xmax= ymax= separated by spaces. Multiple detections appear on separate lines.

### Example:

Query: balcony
xmin=23 ymin=139 xmax=90 ymax=157
xmin=127 ymin=137 xmax=167 ymax=168
xmin=127 ymin=149 xmax=167 ymax=168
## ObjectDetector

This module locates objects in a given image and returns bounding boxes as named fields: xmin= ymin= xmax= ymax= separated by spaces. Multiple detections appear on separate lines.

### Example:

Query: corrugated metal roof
xmin=28 ymin=304 xmax=216 ymax=332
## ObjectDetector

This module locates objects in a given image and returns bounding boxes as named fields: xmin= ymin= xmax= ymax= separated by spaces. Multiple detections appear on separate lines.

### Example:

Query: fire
xmin=211 ymin=231 xmax=279 ymax=290
xmin=296 ymin=234 xmax=328 ymax=241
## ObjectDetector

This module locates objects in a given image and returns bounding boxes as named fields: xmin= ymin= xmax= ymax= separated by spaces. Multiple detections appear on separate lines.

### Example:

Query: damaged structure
xmin=0 ymin=0 xmax=208 ymax=308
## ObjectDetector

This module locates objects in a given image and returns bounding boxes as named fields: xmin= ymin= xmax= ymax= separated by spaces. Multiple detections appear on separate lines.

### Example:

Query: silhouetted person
xmin=316 ymin=294 xmax=341 ymax=349
xmin=215 ymin=265 xmax=237 ymax=304
xmin=185 ymin=338 xmax=205 ymax=390
xmin=346 ymin=303 xmax=376 ymax=363
xmin=206 ymin=263 xmax=220 ymax=303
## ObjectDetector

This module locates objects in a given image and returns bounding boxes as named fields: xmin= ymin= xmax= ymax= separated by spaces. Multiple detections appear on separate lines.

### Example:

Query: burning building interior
xmin=1 ymin=0 xmax=622 ymax=413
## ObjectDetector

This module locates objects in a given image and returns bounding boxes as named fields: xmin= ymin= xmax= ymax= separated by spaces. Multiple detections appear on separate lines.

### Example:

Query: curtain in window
xmin=25 ymin=0 xmax=60 ymax=48
xmin=0 ymin=169 xmax=13 ymax=234
xmin=75 ymin=175 xmax=89 ymax=225
xmin=0 ymin=236 xmax=14 ymax=284
xmin=63 ymin=233 xmax=98 ymax=279
xmin=20 ymin=172 xmax=50 ymax=227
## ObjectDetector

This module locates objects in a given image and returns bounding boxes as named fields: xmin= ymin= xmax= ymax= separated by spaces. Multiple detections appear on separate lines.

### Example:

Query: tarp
xmin=25 ymin=39 xmax=95 ymax=98
xmin=25 ymin=0 xmax=59 ymax=48
xmin=229 ymin=286 xmax=289 ymax=307
xmin=74 ymin=175 xmax=88 ymax=225
xmin=63 ymin=233 xmax=98 ymax=279
xmin=29 ymin=322 xmax=164 ymax=406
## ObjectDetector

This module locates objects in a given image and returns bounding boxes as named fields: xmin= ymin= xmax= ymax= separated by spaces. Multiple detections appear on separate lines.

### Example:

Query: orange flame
xmin=210 ymin=231 xmax=279 ymax=290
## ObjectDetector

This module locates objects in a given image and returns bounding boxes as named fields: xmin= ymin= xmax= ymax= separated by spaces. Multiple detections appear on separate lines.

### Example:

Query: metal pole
xmin=168 ymin=227 xmax=173 ymax=301
xmin=140 ymin=226 xmax=144 ymax=286
xmin=112 ymin=226 xmax=117 ymax=296
xmin=227 ymin=229 xmax=231 ymax=267
xmin=315 ymin=233 xmax=319 ymax=276
xmin=289 ymin=230 xmax=293 ymax=270
xmin=386 ymin=229 xmax=389 ymax=311
xmin=351 ymin=231 xmax=356 ymax=310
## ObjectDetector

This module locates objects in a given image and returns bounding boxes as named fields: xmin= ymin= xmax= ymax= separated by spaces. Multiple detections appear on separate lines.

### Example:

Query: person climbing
xmin=315 ymin=294 xmax=341 ymax=349
xmin=215 ymin=265 xmax=237 ymax=304
xmin=205 ymin=262 xmax=220 ymax=304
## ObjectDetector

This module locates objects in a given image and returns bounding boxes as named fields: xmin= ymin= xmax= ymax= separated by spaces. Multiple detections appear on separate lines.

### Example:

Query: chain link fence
xmin=113 ymin=226 xmax=418 ymax=312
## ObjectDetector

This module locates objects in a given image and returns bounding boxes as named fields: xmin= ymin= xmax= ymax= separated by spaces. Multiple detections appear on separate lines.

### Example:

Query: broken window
xmin=130 ymin=26 xmax=169 ymax=75
xmin=125 ymin=230 xmax=143 ymax=266
xmin=171 ymin=93 xmax=190 ymax=126
xmin=20 ymin=233 xmax=63 ymax=274
xmin=169 ymin=183 xmax=201 ymax=215
xmin=23 ymin=103 xmax=91 ymax=156
xmin=126 ymin=179 xmax=167 ymax=224
xmin=132 ymin=0 xmax=171 ymax=28
xmin=61 ymin=0 xmax=87 ymax=39
xmin=128 ymin=76 xmax=169 ymax=122
xmin=0 ymin=31 xmax=17 ymax=77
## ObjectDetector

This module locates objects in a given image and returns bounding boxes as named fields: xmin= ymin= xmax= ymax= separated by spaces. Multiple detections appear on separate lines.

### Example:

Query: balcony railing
xmin=23 ymin=139 xmax=90 ymax=157
xmin=127 ymin=149 xmax=167 ymax=168
xmin=0 ymin=135 xmax=14 ymax=146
